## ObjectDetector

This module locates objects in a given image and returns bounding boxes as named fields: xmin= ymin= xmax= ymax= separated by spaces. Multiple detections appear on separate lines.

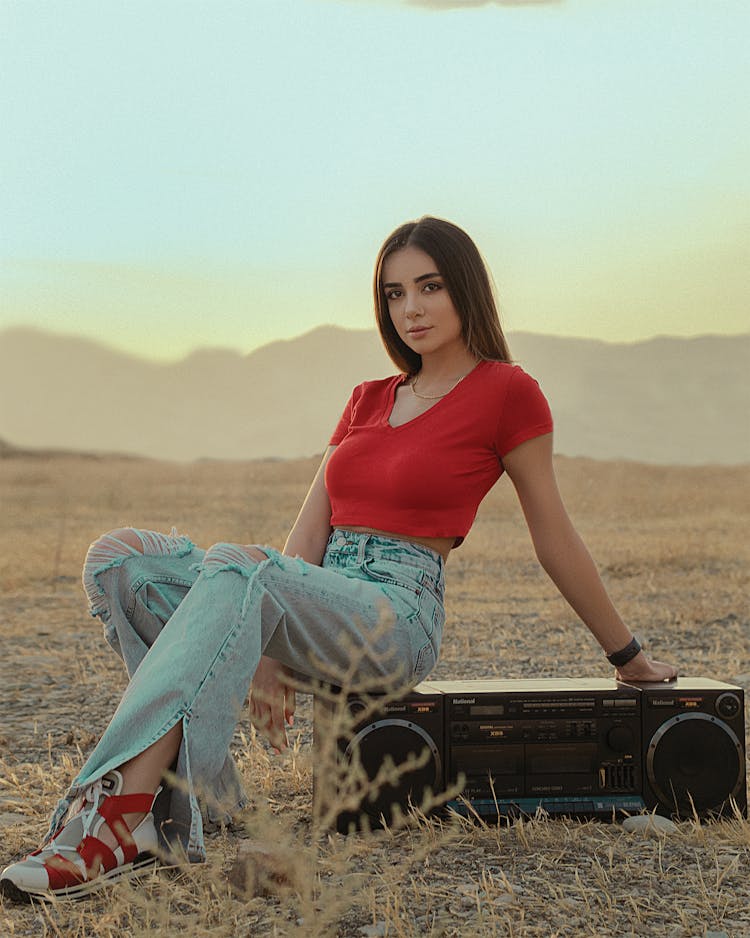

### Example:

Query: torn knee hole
xmin=244 ymin=546 xmax=268 ymax=563
xmin=82 ymin=528 xmax=193 ymax=615
xmin=104 ymin=527 xmax=146 ymax=553
xmin=202 ymin=543 xmax=269 ymax=572
xmin=90 ymin=527 xmax=192 ymax=560
xmin=82 ymin=529 xmax=144 ymax=616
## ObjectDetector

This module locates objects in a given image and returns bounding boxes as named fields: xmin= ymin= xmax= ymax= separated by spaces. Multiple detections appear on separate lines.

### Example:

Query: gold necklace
xmin=410 ymin=369 xmax=472 ymax=400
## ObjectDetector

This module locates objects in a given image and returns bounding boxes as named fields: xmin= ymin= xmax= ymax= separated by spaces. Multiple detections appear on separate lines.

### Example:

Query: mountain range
xmin=1 ymin=326 xmax=748 ymax=465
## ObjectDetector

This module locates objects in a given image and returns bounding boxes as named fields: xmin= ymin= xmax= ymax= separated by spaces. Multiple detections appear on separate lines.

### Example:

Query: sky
xmin=1 ymin=0 xmax=748 ymax=362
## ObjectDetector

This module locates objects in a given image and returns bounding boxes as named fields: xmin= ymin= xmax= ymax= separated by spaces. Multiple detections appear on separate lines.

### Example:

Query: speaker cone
xmin=646 ymin=713 xmax=744 ymax=815
xmin=344 ymin=718 xmax=441 ymax=825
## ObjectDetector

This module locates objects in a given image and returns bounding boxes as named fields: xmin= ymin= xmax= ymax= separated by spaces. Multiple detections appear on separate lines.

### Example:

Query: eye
xmin=385 ymin=288 xmax=402 ymax=301
xmin=423 ymin=281 xmax=442 ymax=293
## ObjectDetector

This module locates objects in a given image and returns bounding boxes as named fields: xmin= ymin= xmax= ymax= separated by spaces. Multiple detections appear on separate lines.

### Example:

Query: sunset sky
xmin=2 ymin=0 xmax=748 ymax=362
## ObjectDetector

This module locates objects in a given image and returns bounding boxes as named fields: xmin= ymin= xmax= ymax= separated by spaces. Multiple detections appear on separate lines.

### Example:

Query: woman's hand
xmin=615 ymin=651 xmax=678 ymax=683
xmin=250 ymin=655 xmax=296 ymax=751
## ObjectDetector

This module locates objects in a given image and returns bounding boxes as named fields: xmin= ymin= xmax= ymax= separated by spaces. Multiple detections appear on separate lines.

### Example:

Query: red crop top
xmin=325 ymin=360 xmax=553 ymax=548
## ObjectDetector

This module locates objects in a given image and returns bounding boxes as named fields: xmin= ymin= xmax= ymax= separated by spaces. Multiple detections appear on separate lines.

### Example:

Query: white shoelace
xmin=37 ymin=779 xmax=106 ymax=874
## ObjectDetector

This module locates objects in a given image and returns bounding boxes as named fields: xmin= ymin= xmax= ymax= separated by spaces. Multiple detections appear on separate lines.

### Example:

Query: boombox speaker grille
xmin=646 ymin=712 xmax=744 ymax=816
xmin=344 ymin=718 xmax=442 ymax=825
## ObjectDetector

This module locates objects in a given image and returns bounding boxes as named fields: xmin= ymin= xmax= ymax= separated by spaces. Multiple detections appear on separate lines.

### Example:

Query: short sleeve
xmin=494 ymin=367 xmax=553 ymax=458
xmin=328 ymin=385 xmax=361 ymax=445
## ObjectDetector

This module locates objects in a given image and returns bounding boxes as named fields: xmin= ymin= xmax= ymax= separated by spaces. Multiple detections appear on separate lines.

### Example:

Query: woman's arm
xmin=503 ymin=433 xmax=678 ymax=683
xmin=251 ymin=446 xmax=337 ymax=749
xmin=282 ymin=445 xmax=337 ymax=563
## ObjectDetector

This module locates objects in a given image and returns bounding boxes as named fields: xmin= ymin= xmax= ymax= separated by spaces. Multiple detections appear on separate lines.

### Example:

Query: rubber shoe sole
xmin=0 ymin=851 xmax=159 ymax=903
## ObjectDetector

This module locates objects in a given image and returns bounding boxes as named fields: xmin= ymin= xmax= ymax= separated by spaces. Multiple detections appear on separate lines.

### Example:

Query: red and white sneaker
xmin=0 ymin=770 xmax=160 ymax=903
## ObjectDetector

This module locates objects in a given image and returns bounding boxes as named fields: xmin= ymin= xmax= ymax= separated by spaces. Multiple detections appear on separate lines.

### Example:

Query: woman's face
xmin=382 ymin=246 xmax=465 ymax=360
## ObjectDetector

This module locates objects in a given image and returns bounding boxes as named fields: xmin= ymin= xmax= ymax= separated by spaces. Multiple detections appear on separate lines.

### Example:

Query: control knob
xmin=716 ymin=693 xmax=741 ymax=719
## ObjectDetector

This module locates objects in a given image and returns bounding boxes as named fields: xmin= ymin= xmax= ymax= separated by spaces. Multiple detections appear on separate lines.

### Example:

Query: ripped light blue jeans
xmin=45 ymin=528 xmax=446 ymax=861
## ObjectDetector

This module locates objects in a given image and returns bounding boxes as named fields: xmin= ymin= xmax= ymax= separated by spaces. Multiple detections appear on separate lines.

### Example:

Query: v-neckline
xmin=384 ymin=361 xmax=484 ymax=430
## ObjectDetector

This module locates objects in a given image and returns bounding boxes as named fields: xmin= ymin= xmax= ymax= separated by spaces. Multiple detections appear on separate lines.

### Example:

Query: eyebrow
xmin=382 ymin=272 xmax=442 ymax=288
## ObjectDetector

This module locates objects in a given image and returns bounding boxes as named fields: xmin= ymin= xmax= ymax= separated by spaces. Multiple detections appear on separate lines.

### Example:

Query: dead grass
xmin=0 ymin=453 xmax=749 ymax=937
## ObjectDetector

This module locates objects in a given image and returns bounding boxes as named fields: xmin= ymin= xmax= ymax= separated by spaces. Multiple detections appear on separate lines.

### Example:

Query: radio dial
xmin=606 ymin=725 xmax=634 ymax=753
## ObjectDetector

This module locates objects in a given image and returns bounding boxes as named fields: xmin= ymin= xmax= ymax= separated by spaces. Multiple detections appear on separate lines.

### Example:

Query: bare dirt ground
xmin=0 ymin=453 xmax=748 ymax=937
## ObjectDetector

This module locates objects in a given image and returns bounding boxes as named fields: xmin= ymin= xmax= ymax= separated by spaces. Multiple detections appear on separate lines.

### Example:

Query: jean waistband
xmin=326 ymin=529 xmax=445 ymax=581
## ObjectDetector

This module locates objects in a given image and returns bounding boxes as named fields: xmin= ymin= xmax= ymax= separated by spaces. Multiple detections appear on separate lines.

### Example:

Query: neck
xmin=415 ymin=347 xmax=479 ymax=382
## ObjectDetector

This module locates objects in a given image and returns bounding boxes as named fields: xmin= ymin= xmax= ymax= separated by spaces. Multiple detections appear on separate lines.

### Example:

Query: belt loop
xmin=357 ymin=534 xmax=369 ymax=564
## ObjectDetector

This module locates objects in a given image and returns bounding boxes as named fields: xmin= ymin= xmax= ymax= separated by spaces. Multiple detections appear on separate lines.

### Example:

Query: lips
xmin=407 ymin=326 xmax=432 ymax=336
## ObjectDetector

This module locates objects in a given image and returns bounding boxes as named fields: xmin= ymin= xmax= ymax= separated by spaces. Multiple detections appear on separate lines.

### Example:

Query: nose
xmin=404 ymin=291 xmax=423 ymax=318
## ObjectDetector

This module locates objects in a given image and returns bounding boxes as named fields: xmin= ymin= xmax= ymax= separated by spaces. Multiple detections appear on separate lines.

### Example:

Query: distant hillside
xmin=1 ymin=326 xmax=748 ymax=465
xmin=0 ymin=435 xmax=143 ymax=461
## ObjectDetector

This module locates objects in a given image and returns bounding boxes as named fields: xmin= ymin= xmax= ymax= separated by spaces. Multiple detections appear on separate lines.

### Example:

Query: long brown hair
xmin=373 ymin=216 xmax=511 ymax=375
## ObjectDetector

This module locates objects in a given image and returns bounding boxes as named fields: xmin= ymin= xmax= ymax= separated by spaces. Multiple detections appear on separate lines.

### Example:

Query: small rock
xmin=622 ymin=814 xmax=678 ymax=837
xmin=359 ymin=923 xmax=387 ymax=937
xmin=492 ymin=893 xmax=515 ymax=906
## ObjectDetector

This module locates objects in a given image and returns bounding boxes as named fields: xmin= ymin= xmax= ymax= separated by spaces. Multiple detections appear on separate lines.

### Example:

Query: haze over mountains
xmin=1 ymin=326 xmax=748 ymax=465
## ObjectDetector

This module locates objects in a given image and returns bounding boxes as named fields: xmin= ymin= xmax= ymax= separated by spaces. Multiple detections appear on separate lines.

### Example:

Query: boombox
xmin=312 ymin=677 xmax=747 ymax=832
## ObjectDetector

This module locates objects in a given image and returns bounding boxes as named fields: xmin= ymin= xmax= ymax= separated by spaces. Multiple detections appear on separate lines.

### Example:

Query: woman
xmin=1 ymin=216 xmax=677 ymax=902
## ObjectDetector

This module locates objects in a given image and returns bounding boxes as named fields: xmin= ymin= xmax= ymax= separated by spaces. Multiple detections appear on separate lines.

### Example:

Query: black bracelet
xmin=606 ymin=637 xmax=642 ymax=668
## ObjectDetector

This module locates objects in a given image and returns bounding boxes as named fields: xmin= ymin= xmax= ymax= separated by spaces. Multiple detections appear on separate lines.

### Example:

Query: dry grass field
xmin=0 ymin=453 xmax=749 ymax=937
